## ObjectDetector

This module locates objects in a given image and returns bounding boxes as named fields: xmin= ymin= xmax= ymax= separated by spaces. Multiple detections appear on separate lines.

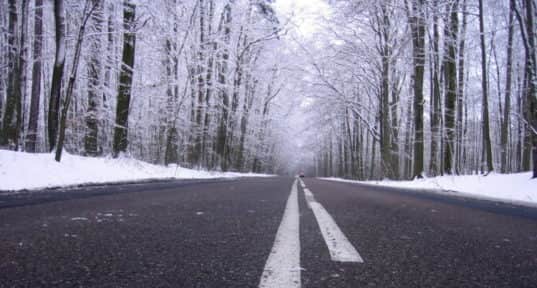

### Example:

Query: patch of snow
xmin=0 ymin=150 xmax=273 ymax=191
xmin=320 ymin=172 xmax=537 ymax=206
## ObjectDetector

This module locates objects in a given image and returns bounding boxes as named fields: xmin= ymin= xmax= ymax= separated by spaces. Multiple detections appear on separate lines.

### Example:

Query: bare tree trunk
xmin=403 ymin=84 xmax=414 ymax=179
xmin=112 ymin=0 xmax=136 ymax=158
xmin=345 ymin=108 xmax=356 ymax=178
xmin=216 ymin=4 xmax=232 ymax=171
xmin=202 ymin=0 xmax=215 ymax=168
xmin=525 ymin=0 xmax=537 ymax=178
xmin=511 ymin=2 xmax=533 ymax=172
xmin=1 ymin=0 xmax=18 ymax=148
xmin=370 ymin=125 xmax=377 ymax=179
xmin=516 ymin=72 xmax=523 ymax=171
xmin=191 ymin=0 xmax=206 ymax=166
xmin=224 ymin=39 xmax=244 ymax=169
xmin=47 ymin=0 xmax=66 ymax=151
xmin=19 ymin=0 xmax=29 ymax=149
xmin=358 ymin=118 xmax=365 ymax=179
xmin=164 ymin=0 xmax=179 ymax=166
xmin=237 ymin=57 xmax=258 ymax=170
xmin=390 ymin=73 xmax=400 ymax=179
xmin=25 ymin=0 xmax=43 ymax=152
xmin=55 ymin=0 xmax=97 ymax=162
xmin=456 ymin=0 xmax=467 ymax=173
xmin=478 ymin=0 xmax=494 ymax=173
xmin=407 ymin=0 xmax=425 ymax=178
xmin=521 ymin=68 xmax=531 ymax=171
xmin=443 ymin=0 xmax=458 ymax=175
xmin=0 ymin=1 xmax=6 ymax=123
xmin=101 ymin=3 xmax=115 ymax=152
xmin=379 ymin=3 xmax=393 ymax=179
xmin=511 ymin=0 xmax=537 ymax=177
xmin=84 ymin=0 xmax=103 ymax=156
xmin=501 ymin=1 xmax=515 ymax=173
xmin=228 ymin=48 xmax=243 ymax=169
xmin=429 ymin=0 xmax=441 ymax=176
xmin=328 ymin=132 xmax=334 ymax=176
xmin=1 ymin=0 xmax=28 ymax=150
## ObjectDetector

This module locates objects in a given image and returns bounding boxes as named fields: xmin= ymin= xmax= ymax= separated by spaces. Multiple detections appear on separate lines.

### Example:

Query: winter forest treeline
xmin=0 ymin=0 xmax=536 ymax=179
xmin=300 ymin=0 xmax=537 ymax=179
xmin=0 ymin=0 xmax=290 ymax=173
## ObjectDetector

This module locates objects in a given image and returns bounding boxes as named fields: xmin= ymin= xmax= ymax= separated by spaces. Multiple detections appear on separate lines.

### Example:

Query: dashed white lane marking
xmin=303 ymin=188 xmax=314 ymax=209
xmin=259 ymin=180 xmax=301 ymax=288
xmin=70 ymin=217 xmax=89 ymax=221
xmin=303 ymin=188 xmax=364 ymax=263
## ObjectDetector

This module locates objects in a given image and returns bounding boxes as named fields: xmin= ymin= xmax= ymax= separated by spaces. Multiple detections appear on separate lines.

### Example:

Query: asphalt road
xmin=1 ymin=177 xmax=536 ymax=287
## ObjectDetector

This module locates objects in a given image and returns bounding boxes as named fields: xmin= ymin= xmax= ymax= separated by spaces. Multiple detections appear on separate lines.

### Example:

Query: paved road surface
xmin=1 ymin=177 xmax=536 ymax=287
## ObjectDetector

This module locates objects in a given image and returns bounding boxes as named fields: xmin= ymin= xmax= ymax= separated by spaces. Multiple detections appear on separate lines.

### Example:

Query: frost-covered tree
xmin=0 ymin=0 xmax=533 ymax=177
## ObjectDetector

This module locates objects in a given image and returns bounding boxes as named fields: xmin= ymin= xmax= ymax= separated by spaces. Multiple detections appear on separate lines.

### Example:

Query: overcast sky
xmin=274 ymin=0 xmax=331 ymax=37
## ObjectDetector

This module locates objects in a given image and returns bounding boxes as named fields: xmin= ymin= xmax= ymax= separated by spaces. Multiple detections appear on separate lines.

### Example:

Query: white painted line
xmin=299 ymin=178 xmax=306 ymax=188
xmin=303 ymin=188 xmax=314 ymax=209
xmin=304 ymin=188 xmax=364 ymax=263
xmin=259 ymin=180 xmax=301 ymax=288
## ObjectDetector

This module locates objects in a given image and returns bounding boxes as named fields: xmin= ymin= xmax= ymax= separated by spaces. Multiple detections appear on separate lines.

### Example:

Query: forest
xmin=0 ymin=0 xmax=536 ymax=180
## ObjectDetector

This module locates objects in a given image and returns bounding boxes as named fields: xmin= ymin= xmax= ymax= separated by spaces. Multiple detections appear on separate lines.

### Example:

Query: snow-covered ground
xmin=321 ymin=172 xmax=537 ymax=206
xmin=0 ymin=150 xmax=272 ymax=191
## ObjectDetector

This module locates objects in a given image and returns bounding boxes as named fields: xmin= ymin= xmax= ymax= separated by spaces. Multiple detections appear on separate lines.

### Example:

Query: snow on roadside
xmin=0 ymin=150 xmax=272 ymax=191
xmin=320 ymin=172 xmax=537 ymax=206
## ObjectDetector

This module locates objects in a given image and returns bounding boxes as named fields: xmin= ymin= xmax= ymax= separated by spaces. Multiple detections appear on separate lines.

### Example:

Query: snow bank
xmin=320 ymin=172 xmax=537 ymax=206
xmin=0 ymin=150 xmax=272 ymax=191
